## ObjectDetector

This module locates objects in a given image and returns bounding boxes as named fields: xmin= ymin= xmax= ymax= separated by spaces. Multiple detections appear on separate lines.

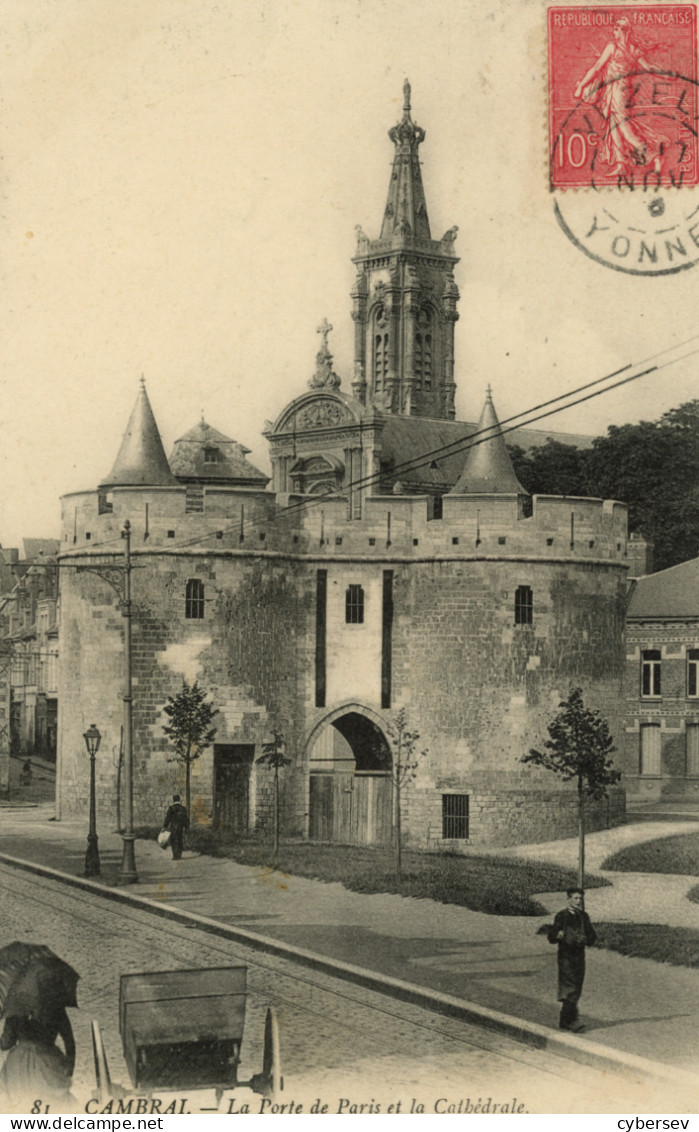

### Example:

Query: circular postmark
xmin=554 ymin=184 xmax=699 ymax=275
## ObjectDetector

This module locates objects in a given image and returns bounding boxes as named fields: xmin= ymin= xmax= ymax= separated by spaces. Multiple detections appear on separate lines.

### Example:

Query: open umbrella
xmin=0 ymin=942 xmax=79 ymax=1021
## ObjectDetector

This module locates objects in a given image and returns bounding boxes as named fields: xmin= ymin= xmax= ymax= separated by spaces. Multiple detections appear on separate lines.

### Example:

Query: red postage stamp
xmin=548 ymin=5 xmax=698 ymax=189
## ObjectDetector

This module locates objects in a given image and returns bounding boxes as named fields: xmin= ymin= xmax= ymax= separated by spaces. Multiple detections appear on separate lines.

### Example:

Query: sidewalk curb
xmin=2 ymin=849 xmax=697 ymax=1093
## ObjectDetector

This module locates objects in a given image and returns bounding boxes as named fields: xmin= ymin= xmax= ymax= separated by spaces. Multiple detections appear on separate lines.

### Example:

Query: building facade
xmin=56 ymin=87 xmax=628 ymax=848
xmin=0 ymin=541 xmax=60 ymax=775
xmin=622 ymin=557 xmax=699 ymax=806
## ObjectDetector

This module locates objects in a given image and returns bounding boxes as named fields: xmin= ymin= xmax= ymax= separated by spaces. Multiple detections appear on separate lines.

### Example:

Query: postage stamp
xmin=548 ymin=5 xmax=698 ymax=190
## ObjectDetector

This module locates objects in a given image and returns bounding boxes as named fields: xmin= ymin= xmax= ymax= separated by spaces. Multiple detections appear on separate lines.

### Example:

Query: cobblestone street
xmin=0 ymin=863 xmax=686 ymax=1114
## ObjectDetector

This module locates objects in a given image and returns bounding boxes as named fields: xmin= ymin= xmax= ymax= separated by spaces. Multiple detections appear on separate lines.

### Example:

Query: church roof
xmin=169 ymin=418 xmax=269 ymax=485
xmin=627 ymin=556 xmax=699 ymax=620
xmin=377 ymin=413 xmax=593 ymax=493
xmin=380 ymin=79 xmax=432 ymax=241
xmin=450 ymin=389 xmax=528 ymax=495
xmin=101 ymin=381 xmax=177 ymax=488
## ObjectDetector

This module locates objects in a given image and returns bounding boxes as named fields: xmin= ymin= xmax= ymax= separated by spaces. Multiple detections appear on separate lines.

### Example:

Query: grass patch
xmin=596 ymin=922 xmax=699 ymax=968
xmin=136 ymin=825 xmax=608 ymax=916
xmin=601 ymin=832 xmax=699 ymax=875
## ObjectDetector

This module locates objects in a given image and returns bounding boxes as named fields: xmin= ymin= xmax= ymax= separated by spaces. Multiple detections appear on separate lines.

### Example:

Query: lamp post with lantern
xmin=84 ymin=723 xmax=102 ymax=877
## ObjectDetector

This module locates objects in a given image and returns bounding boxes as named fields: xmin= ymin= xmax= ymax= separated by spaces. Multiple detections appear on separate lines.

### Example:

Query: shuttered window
xmin=639 ymin=724 xmax=661 ymax=776
xmin=686 ymin=724 xmax=699 ymax=777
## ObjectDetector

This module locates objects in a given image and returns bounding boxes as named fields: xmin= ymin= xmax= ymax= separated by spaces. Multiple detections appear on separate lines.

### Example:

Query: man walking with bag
xmin=547 ymin=887 xmax=597 ymax=1032
xmin=163 ymin=794 xmax=189 ymax=860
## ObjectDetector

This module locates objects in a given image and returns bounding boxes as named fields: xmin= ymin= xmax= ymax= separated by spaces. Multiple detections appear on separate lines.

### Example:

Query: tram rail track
xmin=0 ymin=855 xmax=694 ymax=1113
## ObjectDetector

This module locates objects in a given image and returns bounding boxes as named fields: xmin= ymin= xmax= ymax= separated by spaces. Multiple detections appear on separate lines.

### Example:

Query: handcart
xmin=91 ymin=966 xmax=282 ymax=1104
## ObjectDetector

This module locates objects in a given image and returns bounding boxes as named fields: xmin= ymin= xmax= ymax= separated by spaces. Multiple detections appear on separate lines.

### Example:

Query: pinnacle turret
xmin=450 ymin=389 xmax=528 ymax=495
xmin=380 ymin=79 xmax=431 ymax=241
xmin=101 ymin=379 xmax=176 ymax=487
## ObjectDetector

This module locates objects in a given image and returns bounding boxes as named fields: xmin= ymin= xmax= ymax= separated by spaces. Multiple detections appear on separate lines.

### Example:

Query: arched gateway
xmin=307 ymin=708 xmax=393 ymax=845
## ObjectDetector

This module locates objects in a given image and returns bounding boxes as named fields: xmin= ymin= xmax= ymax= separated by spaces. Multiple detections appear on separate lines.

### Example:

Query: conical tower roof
xmin=450 ymin=389 xmax=528 ymax=495
xmin=380 ymin=79 xmax=431 ymax=241
xmin=101 ymin=380 xmax=176 ymax=487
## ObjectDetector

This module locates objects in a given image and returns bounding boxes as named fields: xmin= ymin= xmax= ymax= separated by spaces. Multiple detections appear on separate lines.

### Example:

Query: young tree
xmin=256 ymin=730 xmax=292 ymax=853
xmin=521 ymin=687 xmax=620 ymax=889
xmin=385 ymin=709 xmax=428 ymax=884
xmin=161 ymin=680 xmax=217 ymax=817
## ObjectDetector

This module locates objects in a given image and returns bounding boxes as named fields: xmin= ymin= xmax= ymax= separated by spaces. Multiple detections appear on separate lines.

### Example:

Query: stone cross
xmin=316 ymin=319 xmax=333 ymax=351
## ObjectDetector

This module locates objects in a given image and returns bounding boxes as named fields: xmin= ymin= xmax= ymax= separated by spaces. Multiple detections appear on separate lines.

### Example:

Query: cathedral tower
xmin=351 ymin=80 xmax=460 ymax=420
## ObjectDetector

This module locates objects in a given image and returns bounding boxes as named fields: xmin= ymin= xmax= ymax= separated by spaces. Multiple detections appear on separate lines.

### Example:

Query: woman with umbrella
xmin=0 ymin=943 xmax=79 ymax=1110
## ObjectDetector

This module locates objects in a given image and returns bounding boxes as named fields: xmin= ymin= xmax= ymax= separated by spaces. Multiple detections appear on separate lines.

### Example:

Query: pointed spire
xmin=380 ymin=79 xmax=431 ymax=240
xmin=450 ymin=389 xmax=528 ymax=495
xmin=101 ymin=381 xmax=176 ymax=487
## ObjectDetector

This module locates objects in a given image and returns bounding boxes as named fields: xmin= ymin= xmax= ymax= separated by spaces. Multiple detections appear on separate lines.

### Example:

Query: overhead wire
xmin=53 ymin=335 xmax=699 ymax=557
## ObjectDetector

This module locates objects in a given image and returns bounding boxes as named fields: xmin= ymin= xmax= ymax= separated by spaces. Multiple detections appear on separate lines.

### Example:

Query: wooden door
xmin=214 ymin=745 xmax=254 ymax=834
xmin=352 ymin=774 xmax=392 ymax=845
xmin=310 ymin=772 xmax=391 ymax=844
xmin=309 ymin=772 xmax=353 ymax=842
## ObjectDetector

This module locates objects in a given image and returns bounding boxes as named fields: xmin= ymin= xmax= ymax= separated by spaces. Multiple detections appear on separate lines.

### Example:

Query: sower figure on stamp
xmin=163 ymin=794 xmax=189 ymax=860
xmin=547 ymin=887 xmax=596 ymax=1032
xmin=573 ymin=17 xmax=666 ymax=177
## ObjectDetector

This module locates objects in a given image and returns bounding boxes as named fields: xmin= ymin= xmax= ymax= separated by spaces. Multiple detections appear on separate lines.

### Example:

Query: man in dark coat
xmin=547 ymin=887 xmax=597 ymax=1031
xmin=163 ymin=794 xmax=189 ymax=860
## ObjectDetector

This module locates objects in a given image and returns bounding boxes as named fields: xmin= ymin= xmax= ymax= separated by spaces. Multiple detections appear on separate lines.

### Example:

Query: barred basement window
xmin=185 ymin=579 xmax=205 ymax=619
xmin=514 ymin=585 xmax=533 ymax=625
xmin=641 ymin=650 xmax=661 ymax=697
xmin=345 ymin=584 xmax=364 ymax=624
xmin=442 ymin=794 xmax=469 ymax=839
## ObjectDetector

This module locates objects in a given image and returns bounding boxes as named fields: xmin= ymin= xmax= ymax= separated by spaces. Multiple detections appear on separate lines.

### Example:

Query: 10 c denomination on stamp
xmin=548 ymin=5 xmax=698 ymax=190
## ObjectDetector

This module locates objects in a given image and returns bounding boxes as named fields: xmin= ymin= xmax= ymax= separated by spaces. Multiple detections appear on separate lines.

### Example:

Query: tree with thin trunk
xmin=385 ymin=709 xmax=428 ymax=884
xmin=521 ymin=687 xmax=620 ymax=889
xmin=256 ymin=730 xmax=291 ymax=854
xmin=162 ymin=680 xmax=217 ymax=817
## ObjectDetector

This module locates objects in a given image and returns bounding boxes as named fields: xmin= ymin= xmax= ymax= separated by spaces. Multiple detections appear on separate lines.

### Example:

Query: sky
xmin=3 ymin=0 xmax=697 ymax=548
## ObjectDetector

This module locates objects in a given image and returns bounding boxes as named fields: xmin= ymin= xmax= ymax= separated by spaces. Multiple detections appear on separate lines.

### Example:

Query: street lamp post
xmin=83 ymin=723 xmax=101 ymax=877
xmin=119 ymin=519 xmax=138 ymax=884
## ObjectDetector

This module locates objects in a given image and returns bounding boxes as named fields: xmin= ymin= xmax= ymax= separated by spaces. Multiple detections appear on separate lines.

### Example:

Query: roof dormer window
xmin=203 ymin=447 xmax=219 ymax=464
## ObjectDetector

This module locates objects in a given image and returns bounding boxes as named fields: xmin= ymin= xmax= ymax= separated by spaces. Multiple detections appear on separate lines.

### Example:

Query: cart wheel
xmin=262 ymin=1007 xmax=283 ymax=1096
xmin=91 ymin=1020 xmax=112 ymax=1102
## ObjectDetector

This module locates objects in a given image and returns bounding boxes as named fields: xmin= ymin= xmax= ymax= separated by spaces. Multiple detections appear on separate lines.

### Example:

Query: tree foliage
xmin=162 ymin=680 xmax=217 ymax=815
xmin=522 ymin=686 xmax=620 ymax=799
xmin=511 ymin=400 xmax=699 ymax=572
xmin=522 ymin=687 xmax=620 ymax=888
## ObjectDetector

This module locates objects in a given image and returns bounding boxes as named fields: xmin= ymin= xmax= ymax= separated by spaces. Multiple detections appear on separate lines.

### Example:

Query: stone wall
xmin=58 ymin=481 xmax=629 ymax=847
xmin=402 ymin=783 xmax=626 ymax=851
xmin=57 ymin=550 xmax=310 ymax=831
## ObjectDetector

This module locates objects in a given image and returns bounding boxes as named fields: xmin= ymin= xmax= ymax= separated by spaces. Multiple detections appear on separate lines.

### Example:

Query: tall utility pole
xmin=75 ymin=520 xmax=138 ymax=883
xmin=119 ymin=520 xmax=137 ymax=884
